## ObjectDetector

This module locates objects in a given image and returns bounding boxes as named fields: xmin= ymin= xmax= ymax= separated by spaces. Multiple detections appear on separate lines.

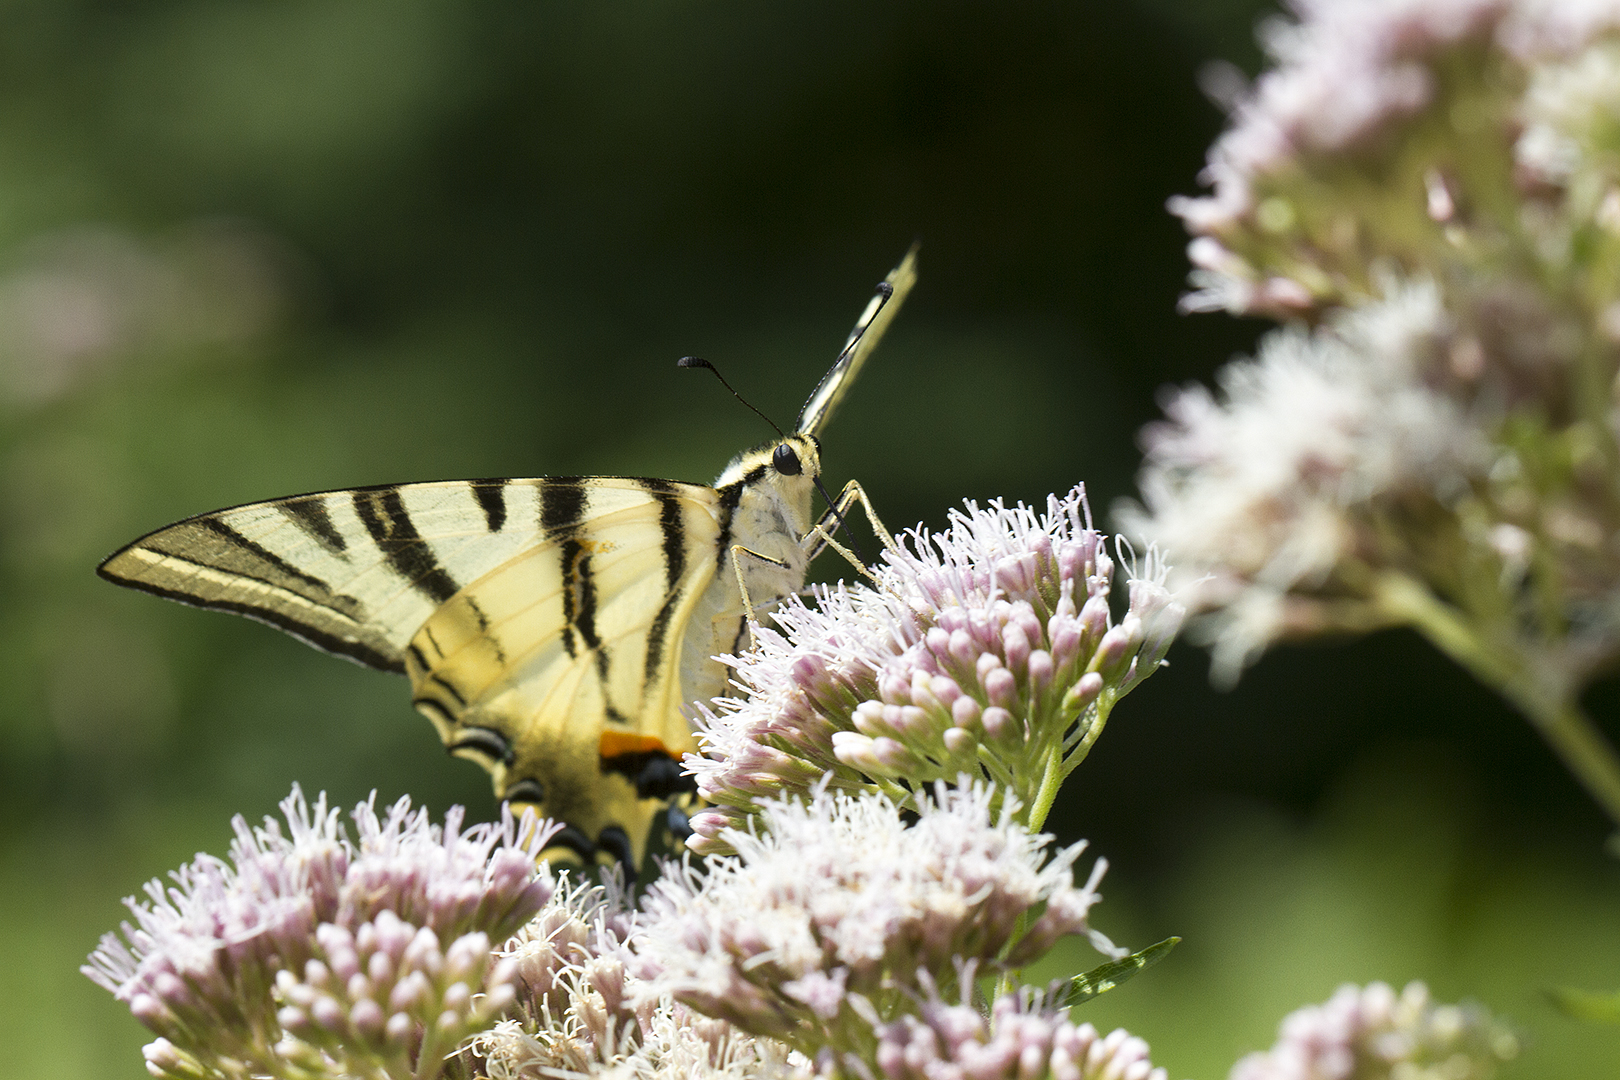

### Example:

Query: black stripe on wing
xmin=642 ymin=479 xmax=691 ymax=685
xmin=351 ymin=488 xmax=462 ymax=604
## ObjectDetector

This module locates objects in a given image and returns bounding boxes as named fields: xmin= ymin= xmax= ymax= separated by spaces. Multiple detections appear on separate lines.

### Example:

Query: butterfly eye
xmin=773 ymin=443 xmax=803 ymax=476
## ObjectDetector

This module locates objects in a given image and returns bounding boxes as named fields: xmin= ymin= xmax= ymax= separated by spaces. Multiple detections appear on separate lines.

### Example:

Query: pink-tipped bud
xmin=1079 ymin=594 xmax=1111 ymax=639
xmin=483 ymin=981 xmax=516 ymax=1015
xmin=1027 ymin=650 xmax=1053 ymax=694
xmin=367 ymin=951 xmax=394 ymax=987
xmin=1049 ymin=617 xmax=1082 ymax=670
xmin=277 ymin=1005 xmax=309 ymax=1033
xmin=879 ymin=670 xmax=910 ymax=703
xmin=873 ymin=737 xmax=918 ymax=772
xmin=390 ymin=971 xmax=429 ymax=1013
xmin=832 ymin=731 xmax=880 ymax=770
xmin=1063 ymin=672 xmax=1104 ymax=715
xmin=943 ymin=727 xmax=977 ymax=754
xmin=952 ymin=695 xmax=982 ymax=728
xmin=1003 ymin=621 xmax=1031 ymax=672
xmin=1092 ymin=621 xmax=1141 ymax=674
xmin=950 ymin=628 xmax=977 ymax=668
xmin=350 ymin=997 xmax=385 ymax=1037
xmin=983 ymin=667 xmax=1018 ymax=708
xmin=982 ymin=707 xmax=1015 ymax=739
xmin=311 ymin=993 xmax=345 ymax=1032
xmin=385 ymin=1011 xmax=414 ymax=1046
xmin=130 ymin=993 xmax=170 ymax=1028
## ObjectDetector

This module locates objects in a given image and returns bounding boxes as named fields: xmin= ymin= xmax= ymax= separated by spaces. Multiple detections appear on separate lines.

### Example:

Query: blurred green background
xmin=4 ymin=1 xmax=1618 ymax=1076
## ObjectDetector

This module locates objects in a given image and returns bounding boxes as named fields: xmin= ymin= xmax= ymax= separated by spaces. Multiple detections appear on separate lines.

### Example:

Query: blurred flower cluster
xmin=1230 ymin=982 xmax=1518 ymax=1080
xmin=0 ymin=220 xmax=292 ymax=408
xmin=1124 ymin=0 xmax=1620 ymax=827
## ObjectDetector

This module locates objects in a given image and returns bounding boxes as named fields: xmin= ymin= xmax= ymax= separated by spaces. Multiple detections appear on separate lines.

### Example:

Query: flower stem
xmin=1372 ymin=570 xmax=1620 ymax=832
xmin=1026 ymin=743 xmax=1064 ymax=833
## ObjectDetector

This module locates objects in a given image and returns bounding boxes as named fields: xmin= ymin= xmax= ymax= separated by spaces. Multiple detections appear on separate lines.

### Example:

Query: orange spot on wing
xmin=599 ymin=731 xmax=670 ymax=758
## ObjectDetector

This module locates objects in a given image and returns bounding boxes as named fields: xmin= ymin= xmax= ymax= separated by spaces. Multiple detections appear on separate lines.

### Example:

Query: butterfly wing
xmin=796 ymin=244 xmax=918 ymax=437
xmin=405 ymin=477 xmax=721 ymax=868
xmin=97 ymin=479 xmax=574 ymax=673
xmin=99 ymin=476 xmax=723 ymax=869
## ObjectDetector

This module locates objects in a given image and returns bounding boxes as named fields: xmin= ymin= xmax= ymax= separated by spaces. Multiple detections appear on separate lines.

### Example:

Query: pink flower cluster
xmin=686 ymin=486 xmax=1181 ymax=852
xmin=1230 ymin=981 xmax=1518 ymax=1080
xmin=874 ymin=980 xmax=1166 ymax=1080
xmin=83 ymin=785 xmax=555 ymax=1080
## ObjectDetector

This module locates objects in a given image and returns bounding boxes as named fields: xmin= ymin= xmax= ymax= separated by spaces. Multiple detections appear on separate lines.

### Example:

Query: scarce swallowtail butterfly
xmin=98 ymin=248 xmax=917 ymax=875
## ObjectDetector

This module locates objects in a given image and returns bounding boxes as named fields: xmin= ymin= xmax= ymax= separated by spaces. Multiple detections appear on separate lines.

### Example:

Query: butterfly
xmin=98 ymin=247 xmax=917 ymax=874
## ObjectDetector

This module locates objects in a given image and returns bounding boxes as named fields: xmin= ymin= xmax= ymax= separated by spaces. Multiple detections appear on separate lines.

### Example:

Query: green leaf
xmin=1064 ymin=937 xmax=1180 ymax=1007
xmin=1549 ymin=986 xmax=1620 ymax=1024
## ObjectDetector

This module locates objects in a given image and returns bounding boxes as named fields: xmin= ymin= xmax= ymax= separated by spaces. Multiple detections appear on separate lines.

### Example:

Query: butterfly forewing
xmin=796 ymin=244 xmax=918 ymax=437
xmin=99 ymin=480 xmax=584 ymax=673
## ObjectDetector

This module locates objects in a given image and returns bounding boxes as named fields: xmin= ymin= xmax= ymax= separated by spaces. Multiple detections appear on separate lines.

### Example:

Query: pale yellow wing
xmin=402 ymin=477 xmax=722 ymax=870
xmin=98 ymin=478 xmax=626 ymax=673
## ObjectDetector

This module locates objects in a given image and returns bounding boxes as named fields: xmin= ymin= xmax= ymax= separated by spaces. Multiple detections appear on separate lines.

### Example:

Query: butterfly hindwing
xmin=405 ymin=478 xmax=720 ymax=864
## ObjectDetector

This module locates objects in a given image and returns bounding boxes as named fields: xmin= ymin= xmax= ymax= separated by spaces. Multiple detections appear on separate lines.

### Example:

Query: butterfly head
xmin=715 ymin=433 xmax=823 ymax=523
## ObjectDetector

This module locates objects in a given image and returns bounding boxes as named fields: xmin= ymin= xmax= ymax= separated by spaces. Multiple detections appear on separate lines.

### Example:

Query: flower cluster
xmin=90 ymin=487 xmax=1184 ymax=1080
xmin=630 ymin=782 xmax=1120 ymax=1061
xmin=1230 ymin=981 xmax=1518 ymax=1080
xmin=83 ymin=785 xmax=555 ymax=1080
xmin=1169 ymin=0 xmax=1620 ymax=321
xmin=1129 ymin=0 xmax=1620 ymax=829
xmin=461 ymin=873 xmax=799 ymax=1080
xmin=1120 ymin=279 xmax=1497 ymax=684
xmin=688 ymin=486 xmax=1182 ymax=851
xmin=874 ymin=981 xmax=1166 ymax=1080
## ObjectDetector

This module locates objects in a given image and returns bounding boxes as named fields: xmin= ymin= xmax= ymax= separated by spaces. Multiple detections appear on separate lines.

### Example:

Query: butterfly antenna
xmin=678 ymin=356 xmax=786 ymax=438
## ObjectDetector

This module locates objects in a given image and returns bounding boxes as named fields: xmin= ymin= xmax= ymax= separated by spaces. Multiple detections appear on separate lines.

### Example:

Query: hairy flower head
xmin=630 ymin=782 xmax=1118 ymax=1055
xmin=687 ymin=486 xmax=1182 ymax=850
xmin=83 ymin=785 xmax=556 ymax=1080
xmin=875 ymin=979 xmax=1167 ymax=1080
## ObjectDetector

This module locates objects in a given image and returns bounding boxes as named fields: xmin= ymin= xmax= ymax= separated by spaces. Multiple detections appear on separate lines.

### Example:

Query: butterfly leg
xmin=730 ymin=543 xmax=791 ymax=626
xmin=803 ymin=480 xmax=898 ymax=578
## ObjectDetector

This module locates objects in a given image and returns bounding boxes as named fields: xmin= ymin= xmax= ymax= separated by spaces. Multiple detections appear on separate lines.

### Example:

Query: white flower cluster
xmin=461 ymin=875 xmax=801 ymax=1080
xmin=1171 ymin=0 xmax=1620 ymax=318
xmin=89 ymin=492 xmax=1181 ymax=1080
xmin=1133 ymin=0 xmax=1620 ymax=714
xmin=631 ymin=783 xmax=1119 ymax=1054
xmin=1230 ymin=982 xmax=1517 ymax=1080
xmin=1122 ymin=280 xmax=1492 ymax=683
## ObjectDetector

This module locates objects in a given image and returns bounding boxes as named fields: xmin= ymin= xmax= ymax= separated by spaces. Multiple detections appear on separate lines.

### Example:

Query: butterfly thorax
xmin=678 ymin=434 xmax=822 ymax=705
